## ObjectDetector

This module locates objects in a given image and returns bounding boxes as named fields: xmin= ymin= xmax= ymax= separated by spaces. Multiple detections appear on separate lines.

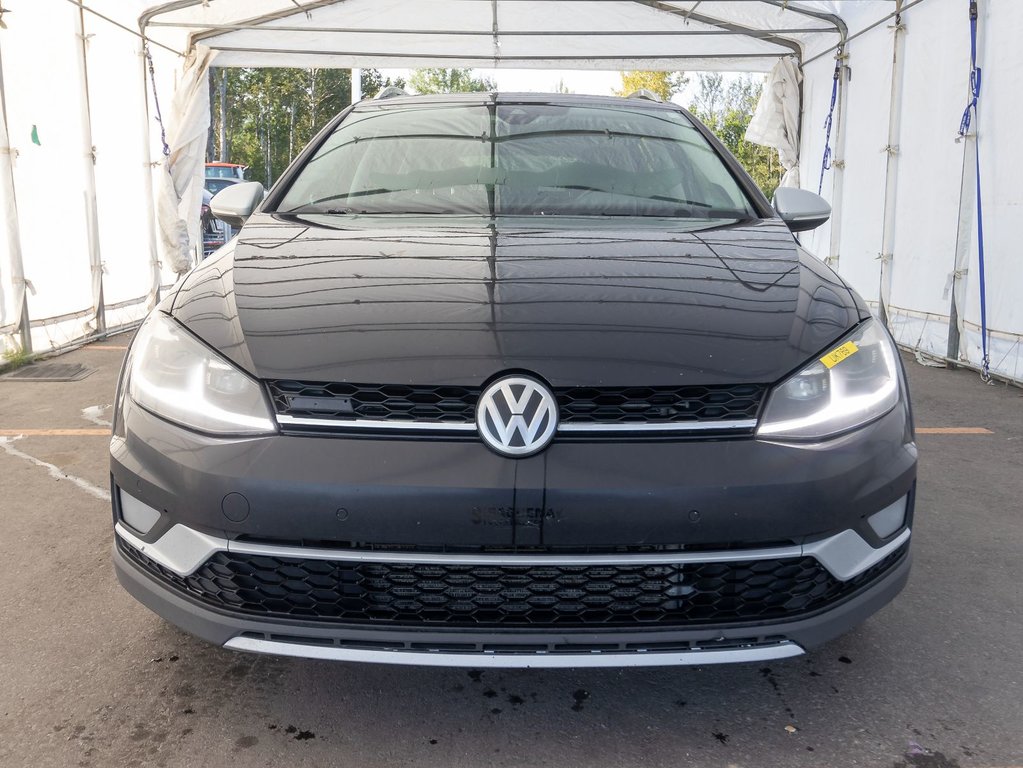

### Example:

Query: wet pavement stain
xmin=893 ymin=751 xmax=962 ymax=768
xmin=571 ymin=689 xmax=589 ymax=712
xmin=467 ymin=670 xmax=483 ymax=683
xmin=507 ymin=694 xmax=525 ymax=706
xmin=483 ymin=689 xmax=498 ymax=699
xmin=838 ymin=656 xmax=853 ymax=664
xmin=712 ymin=731 xmax=729 ymax=744
xmin=234 ymin=736 xmax=258 ymax=749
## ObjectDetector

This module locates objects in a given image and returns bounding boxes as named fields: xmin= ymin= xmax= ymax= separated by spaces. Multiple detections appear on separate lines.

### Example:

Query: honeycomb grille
xmin=121 ymin=542 xmax=905 ymax=628
xmin=267 ymin=380 xmax=766 ymax=426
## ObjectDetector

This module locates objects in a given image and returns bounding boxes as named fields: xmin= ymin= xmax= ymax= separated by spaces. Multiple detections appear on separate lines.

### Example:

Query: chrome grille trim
xmin=275 ymin=414 xmax=757 ymax=434
xmin=114 ymin=521 xmax=910 ymax=583
xmin=224 ymin=636 xmax=805 ymax=667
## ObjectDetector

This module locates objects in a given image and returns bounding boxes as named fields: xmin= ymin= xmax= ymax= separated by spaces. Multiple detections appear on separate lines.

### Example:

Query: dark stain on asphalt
xmin=268 ymin=724 xmax=277 ymax=730
xmin=571 ymin=689 xmax=589 ymax=712
xmin=674 ymin=699 xmax=687 ymax=708
xmin=225 ymin=663 xmax=249 ymax=679
xmin=839 ymin=656 xmax=853 ymax=664
xmin=760 ymin=666 xmax=795 ymax=718
xmin=181 ymin=707 xmax=194 ymax=715
xmin=712 ymin=731 xmax=729 ymax=744
xmin=235 ymin=736 xmax=258 ymax=749
xmin=282 ymin=724 xmax=315 ymax=741
xmin=429 ymin=739 xmax=438 ymax=745
xmin=483 ymin=689 xmax=497 ymax=699
xmin=809 ymin=670 xmax=822 ymax=677
xmin=175 ymin=684 xmax=196 ymax=698
xmin=807 ymin=746 xmax=815 ymax=752
xmin=468 ymin=670 xmax=483 ymax=683
xmin=169 ymin=655 xmax=179 ymax=662
xmin=507 ymin=694 xmax=525 ymax=706
xmin=491 ymin=708 xmax=502 ymax=715
xmin=759 ymin=667 xmax=780 ymax=692
xmin=893 ymin=752 xmax=962 ymax=768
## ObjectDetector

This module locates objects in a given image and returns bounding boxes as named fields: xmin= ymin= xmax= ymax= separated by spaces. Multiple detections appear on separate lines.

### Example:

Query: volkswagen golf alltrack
xmin=111 ymin=92 xmax=915 ymax=668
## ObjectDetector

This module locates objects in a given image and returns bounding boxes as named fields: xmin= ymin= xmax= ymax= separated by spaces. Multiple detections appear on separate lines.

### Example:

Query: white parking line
xmin=0 ymin=436 xmax=111 ymax=502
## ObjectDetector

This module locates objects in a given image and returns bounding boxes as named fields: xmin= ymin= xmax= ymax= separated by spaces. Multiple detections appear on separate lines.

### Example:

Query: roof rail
xmin=625 ymin=89 xmax=664 ymax=103
xmin=375 ymin=86 xmax=410 ymax=100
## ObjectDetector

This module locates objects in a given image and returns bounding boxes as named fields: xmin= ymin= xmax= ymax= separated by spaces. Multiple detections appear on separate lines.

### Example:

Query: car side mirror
xmin=773 ymin=187 xmax=832 ymax=233
xmin=210 ymin=182 xmax=265 ymax=229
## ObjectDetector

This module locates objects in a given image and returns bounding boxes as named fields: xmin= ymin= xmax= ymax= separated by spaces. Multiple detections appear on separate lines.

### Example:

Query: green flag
xmin=30 ymin=125 xmax=40 ymax=146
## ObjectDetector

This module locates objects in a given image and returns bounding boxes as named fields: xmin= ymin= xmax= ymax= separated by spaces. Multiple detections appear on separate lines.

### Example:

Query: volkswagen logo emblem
xmin=476 ymin=375 xmax=559 ymax=458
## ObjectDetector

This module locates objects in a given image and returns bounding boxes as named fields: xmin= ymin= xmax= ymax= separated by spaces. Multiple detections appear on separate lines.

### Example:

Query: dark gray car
xmin=110 ymin=93 xmax=915 ymax=668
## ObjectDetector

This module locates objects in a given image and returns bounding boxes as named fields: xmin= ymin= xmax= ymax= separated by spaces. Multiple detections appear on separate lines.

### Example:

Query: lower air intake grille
xmin=121 ymin=542 xmax=905 ymax=628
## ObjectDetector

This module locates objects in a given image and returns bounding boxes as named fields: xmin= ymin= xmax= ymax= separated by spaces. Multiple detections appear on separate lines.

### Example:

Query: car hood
xmin=171 ymin=214 xmax=864 ymax=386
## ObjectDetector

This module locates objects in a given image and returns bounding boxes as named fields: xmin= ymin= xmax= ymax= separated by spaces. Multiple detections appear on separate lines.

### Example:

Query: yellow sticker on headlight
xmin=820 ymin=341 xmax=859 ymax=369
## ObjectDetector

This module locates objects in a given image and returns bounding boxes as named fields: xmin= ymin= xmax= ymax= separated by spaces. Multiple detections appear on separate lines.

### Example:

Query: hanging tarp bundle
xmin=154 ymin=44 xmax=216 ymax=276
xmin=745 ymin=57 xmax=802 ymax=189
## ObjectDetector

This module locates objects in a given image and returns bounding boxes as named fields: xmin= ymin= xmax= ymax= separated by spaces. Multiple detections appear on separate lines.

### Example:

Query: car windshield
xmin=205 ymin=178 xmax=236 ymax=194
xmin=206 ymin=166 xmax=241 ymax=179
xmin=277 ymin=101 xmax=758 ymax=219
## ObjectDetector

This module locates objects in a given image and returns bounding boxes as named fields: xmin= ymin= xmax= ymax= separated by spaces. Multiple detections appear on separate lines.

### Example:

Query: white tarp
xmin=745 ymin=57 xmax=802 ymax=188
xmin=157 ymin=44 xmax=216 ymax=276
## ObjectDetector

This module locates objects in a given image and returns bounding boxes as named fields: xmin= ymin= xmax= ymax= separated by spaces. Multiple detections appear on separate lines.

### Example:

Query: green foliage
xmin=688 ymin=73 xmax=782 ymax=200
xmin=1 ymin=346 xmax=33 ymax=373
xmin=209 ymin=67 xmax=405 ymax=188
xmin=408 ymin=68 xmax=496 ymax=95
xmin=614 ymin=71 xmax=688 ymax=102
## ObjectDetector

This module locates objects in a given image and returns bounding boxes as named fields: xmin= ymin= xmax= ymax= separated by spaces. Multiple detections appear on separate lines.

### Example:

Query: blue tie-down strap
xmin=958 ymin=1 xmax=990 ymax=381
xmin=818 ymin=57 xmax=841 ymax=196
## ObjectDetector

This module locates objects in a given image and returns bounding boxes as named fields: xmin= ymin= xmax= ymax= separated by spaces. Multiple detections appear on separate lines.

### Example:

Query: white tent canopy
xmin=1 ymin=0 xmax=1021 ymax=382
xmin=141 ymin=0 xmax=854 ymax=72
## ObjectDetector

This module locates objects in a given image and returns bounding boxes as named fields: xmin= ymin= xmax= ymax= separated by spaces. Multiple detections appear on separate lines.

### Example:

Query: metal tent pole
xmin=75 ymin=3 xmax=107 ymax=336
xmin=138 ymin=45 xmax=163 ymax=310
xmin=877 ymin=2 xmax=907 ymax=328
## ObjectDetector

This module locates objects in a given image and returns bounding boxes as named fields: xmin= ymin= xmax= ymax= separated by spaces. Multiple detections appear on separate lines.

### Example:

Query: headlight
xmin=757 ymin=319 xmax=899 ymax=441
xmin=128 ymin=313 xmax=276 ymax=436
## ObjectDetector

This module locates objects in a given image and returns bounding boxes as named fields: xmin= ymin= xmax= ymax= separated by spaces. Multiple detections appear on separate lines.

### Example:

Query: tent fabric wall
xmin=802 ymin=0 xmax=1022 ymax=381
xmin=0 ymin=0 xmax=180 ymax=354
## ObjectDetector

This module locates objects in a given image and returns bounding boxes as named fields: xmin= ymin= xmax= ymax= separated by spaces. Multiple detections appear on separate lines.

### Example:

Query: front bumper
xmin=110 ymin=394 xmax=915 ymax=667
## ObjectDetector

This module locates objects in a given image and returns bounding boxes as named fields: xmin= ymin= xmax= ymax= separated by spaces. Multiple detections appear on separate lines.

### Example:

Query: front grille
xmin=121 ymin=541 xmax=905 ymax=628
xmin=267 ymin=380 xmax=766 ymax=426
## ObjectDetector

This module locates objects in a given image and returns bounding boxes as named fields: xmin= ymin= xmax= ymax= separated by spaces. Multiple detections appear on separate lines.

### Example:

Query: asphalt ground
xmin=0 ymin=336 xmax=1020 ymax=768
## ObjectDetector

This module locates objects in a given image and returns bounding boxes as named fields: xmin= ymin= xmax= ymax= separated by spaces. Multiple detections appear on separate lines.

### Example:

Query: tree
xmin=207 ymin=67 xmax=403 ymax=188
xmin=614 ymin=71 xmax=688 ymax=101
xmin=688 ymin=73 xmax=782 ymax=200
xmin=408 ymin=68 xmax=496 ymax=94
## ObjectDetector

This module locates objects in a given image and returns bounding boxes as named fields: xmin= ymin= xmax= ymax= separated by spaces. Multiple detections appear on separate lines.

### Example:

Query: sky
xmin=375 ymin=68 xmax=732 ymax=106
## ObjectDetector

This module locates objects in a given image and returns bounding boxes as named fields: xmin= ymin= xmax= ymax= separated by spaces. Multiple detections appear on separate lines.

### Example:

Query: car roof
xmin=356 ymin=91 xmax=683 ymax=112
